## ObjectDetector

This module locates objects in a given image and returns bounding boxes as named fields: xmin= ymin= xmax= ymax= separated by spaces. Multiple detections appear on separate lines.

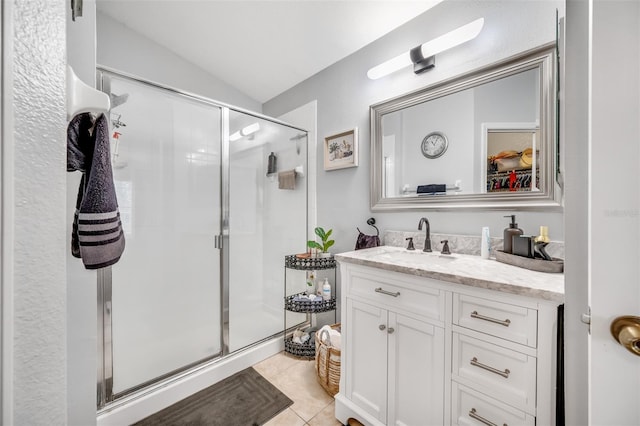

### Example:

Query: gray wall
xmin=96 ymin=13 xmax=262 ymax=113
xmin=263 ymin=0 xmax=564 ymax=256
xmin=385 ymin=89 xmax=475 ymax=194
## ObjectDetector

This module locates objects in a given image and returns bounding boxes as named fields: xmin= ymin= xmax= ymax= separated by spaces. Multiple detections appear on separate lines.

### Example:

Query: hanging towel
xmin=355 ymin=231 xmax=380 ymax=250
xmin=278 ymin=169 xmax=296 ymax=190
xmin=67 ymin=113 xmax=125 ymax=269
xmin=417 ymin=184 xmax=446 ymax=194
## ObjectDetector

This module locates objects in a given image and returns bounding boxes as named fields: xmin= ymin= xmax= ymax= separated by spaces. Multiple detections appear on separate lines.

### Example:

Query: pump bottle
xmin=503 ymin=215 xmax=523 ymax=254
xmin=322 ymin=278 xmax=331 ymax=301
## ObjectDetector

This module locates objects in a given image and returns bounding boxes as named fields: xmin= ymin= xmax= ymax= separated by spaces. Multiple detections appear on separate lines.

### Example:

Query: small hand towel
xmin=417 ymin=184 xmax=446 ymax=194
xmin=278 ymin=170 xmax=296 ymax=190
xmin=355 ymin=231 xmax=380 ymax=250
xmin=67 ymin=113 xmax=125 ymax=269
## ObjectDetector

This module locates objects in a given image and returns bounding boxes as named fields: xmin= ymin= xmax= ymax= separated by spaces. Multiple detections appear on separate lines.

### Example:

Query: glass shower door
xmin=103 ymin=74 xmax=222 ymax=396
xmin=227 ymin=110 xmax=307 ymax=352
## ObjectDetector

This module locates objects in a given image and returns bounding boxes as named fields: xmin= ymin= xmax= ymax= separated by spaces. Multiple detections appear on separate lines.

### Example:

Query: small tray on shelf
xmin=285 ymin=293 xmax=336 ymax=313
xmin=284 ymin=337 xmax=315 ymax=358
xmin=285 ymin=254 xmax=336 ymax=270
xmin=494 ymin=250 xmax=564 ymax=273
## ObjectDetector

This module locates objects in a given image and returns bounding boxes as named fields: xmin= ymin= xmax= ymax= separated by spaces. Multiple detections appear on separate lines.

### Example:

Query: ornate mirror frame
xmin=370 ymin=43 xmax=561 ymax=211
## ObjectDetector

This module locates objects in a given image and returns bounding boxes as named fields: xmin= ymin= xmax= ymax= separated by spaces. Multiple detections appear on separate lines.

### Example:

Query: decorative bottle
xmin=481 ymin=227 xmax=490 ymax=259
xmin=306 ymin=271 xmax=316 ymax=295
xmin=316 ymin=273 xmax=323 ymax=296
xmin=322 ymin=278 xmax=331 ymax=301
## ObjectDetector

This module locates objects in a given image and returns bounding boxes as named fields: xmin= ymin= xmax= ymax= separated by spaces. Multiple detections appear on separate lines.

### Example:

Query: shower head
xmin=110 ymin=92 xmax=129 ymax=109
xmin=289 ymin=133 xmax=306 ymax=154
xmin=289 ymin=133 xmax=307 ymax=141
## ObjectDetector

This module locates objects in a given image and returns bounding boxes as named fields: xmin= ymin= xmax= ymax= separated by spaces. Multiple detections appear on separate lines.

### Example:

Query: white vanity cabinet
xmin=341 ymin=266 xmax=446 ymax=426
xmin=345 ymin=301 xmax=446 ymax=425
xmin=450 ymin=292 xmax=549 ymax=426
xmin=335 ymin=260 xmax=562 ymax=426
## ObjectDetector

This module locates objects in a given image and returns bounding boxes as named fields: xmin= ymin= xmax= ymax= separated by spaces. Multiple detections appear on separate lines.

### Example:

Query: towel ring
xmin=357 ymin=217 xmax=379 ymax=236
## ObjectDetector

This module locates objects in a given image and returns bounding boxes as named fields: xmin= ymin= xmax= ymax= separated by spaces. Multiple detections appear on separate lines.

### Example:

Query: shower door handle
xmin=214 ymin=235 xmax=223 ymax=249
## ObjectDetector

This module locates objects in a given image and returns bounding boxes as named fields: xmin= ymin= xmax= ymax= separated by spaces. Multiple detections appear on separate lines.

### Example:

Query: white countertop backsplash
xmin=383 ymin=230 xmax=565 ymax=259
xmin=336 ymin=244 xmax=564 ymax=303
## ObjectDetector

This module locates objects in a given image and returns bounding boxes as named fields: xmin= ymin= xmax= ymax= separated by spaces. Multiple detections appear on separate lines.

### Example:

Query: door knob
xmin=611 ymin=316 xmax=640 ymax=356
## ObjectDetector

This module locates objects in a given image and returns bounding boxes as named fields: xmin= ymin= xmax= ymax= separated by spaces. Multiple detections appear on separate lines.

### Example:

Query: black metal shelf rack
xmin=284 ymin=254 xmax=337 ymax=358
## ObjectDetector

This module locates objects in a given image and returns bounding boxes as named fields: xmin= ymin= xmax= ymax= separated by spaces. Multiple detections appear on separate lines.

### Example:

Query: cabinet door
xmin=388 ymin=313 xmax=445 ymax=426
xmin=345 ymin=298 xmax=388 ymax=423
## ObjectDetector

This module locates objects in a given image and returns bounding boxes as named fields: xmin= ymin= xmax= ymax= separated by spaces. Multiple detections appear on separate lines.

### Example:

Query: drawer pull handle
xmin=470 ymin=357 xmax=510 ymax=378
xmin=375 ymin=287 xmax=400 ymax=297
xmin=471 ymin=310 xmax=511 ymax=327
xmin=469 ymin=408 xmax=507 ymax=426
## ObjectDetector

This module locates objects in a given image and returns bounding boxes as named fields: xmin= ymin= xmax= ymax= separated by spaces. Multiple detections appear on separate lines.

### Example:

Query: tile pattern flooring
xmin=254 ymin=351 xmax=342 ymax=426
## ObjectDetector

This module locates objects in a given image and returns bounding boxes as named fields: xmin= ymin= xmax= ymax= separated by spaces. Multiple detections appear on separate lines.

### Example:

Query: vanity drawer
xmin=452 ymin=333 xmax=536 ymax=414
xmin=452 ymin=382 xmax=535 ymax=426
xmin=453 ymin=294 xmax=537 ymax=347
xmin=347 ymin=269 xmax=443 ymax=321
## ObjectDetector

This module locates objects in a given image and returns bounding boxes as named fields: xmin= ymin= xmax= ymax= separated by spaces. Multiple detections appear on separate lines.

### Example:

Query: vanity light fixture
xmin=229 ymin=122 xmax=261 ymax=141
xmin=367 ymin=17 xmax=484 ymax=80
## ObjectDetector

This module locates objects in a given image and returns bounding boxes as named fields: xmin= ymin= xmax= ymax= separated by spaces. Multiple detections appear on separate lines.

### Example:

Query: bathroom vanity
xmin=334 ymin=246 xmax=564 ymax=426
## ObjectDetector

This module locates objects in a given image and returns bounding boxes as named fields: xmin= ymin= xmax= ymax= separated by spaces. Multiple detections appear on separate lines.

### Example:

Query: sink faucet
xmin=418 ymin=217 xmax=432 ymax=252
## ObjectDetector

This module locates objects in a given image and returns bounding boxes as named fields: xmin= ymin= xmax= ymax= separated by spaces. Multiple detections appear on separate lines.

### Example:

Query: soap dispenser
xmin=503 ymin=215 xmax=523 ymax=254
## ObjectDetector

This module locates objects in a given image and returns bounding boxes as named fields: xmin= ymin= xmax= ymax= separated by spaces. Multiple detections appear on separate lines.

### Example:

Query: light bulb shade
xmin=241 ymin=122 xmax=260 ymax=136
xmin=229 ymin=122 xmax=261 ymax=142
xmin=419 ymin=17 xmax=484 ymax=58
xmin=366 ymin=17 xmax=484 ymax=80
xmin=367 ymin=51 xmax=412 ymax=80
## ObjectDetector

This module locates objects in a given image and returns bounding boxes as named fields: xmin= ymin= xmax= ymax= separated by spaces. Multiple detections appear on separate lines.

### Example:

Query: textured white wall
xmin=264 ymin=0 xmax=565 ymax=256
xmin=96 ymin=13 xmax=262 ymax=113
xmin=6 ymin=0 xmax=68 ymax=423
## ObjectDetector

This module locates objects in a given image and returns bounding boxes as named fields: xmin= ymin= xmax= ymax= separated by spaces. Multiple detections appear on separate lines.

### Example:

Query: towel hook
xmin=66 ymin=65 xmax=110 ymax=120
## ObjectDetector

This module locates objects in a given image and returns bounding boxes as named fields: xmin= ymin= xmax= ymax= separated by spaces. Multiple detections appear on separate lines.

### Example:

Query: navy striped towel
xmin=67 ymin=113 xmax=125 ymax=269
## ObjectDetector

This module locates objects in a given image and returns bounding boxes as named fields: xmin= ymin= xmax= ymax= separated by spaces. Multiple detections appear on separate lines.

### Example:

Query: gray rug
xmin=134 ymin=367 xmax=293 ymax=426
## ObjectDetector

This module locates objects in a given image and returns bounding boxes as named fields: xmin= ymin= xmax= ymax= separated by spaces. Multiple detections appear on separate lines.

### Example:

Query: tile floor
xmin=254 ymin=351 xmax=342 ymax=426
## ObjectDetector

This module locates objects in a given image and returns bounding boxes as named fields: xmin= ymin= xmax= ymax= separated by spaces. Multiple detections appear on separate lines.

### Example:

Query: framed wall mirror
xmin=370 ymin=43 xmax=561 ymax=211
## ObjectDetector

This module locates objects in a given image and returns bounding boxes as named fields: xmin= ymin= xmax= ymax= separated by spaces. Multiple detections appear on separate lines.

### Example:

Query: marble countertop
xmin=335 ymin=246 xmax=564 ymax=302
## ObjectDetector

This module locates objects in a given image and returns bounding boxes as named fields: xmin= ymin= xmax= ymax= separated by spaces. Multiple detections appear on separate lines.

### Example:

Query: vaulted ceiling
xmin=97 ymin=1 xmax=441 ymax=103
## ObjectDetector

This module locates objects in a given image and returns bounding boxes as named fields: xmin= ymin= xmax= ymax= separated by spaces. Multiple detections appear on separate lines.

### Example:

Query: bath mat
xmin=134 ymin=367 xmax=293 ymax=426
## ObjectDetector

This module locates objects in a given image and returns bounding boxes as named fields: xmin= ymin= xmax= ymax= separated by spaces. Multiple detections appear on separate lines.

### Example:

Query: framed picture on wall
xmin=324 ymin=128 xmax=358 ymax=171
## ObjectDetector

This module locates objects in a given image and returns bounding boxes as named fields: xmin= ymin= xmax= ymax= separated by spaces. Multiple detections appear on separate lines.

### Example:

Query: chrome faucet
xmin=418 ymin=217 xmax=432 ymax=252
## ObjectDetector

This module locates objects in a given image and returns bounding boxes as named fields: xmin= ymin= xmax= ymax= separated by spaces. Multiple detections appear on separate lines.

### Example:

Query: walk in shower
xmin=93 ymin=69 xmax=308 ymax=414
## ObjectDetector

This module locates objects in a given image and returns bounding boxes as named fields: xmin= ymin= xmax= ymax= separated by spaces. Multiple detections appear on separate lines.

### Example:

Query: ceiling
xmin=96 ymin=0 xmax=442 ymax=103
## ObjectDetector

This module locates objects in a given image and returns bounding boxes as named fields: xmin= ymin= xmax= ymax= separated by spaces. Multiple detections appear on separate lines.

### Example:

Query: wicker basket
xmin=315 ymin=323 xmax=341 ymax=397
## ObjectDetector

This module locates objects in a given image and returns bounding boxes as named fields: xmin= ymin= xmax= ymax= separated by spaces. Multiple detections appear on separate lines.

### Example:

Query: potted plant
xmin=307 ymin=227 xmax=335 ymax=258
